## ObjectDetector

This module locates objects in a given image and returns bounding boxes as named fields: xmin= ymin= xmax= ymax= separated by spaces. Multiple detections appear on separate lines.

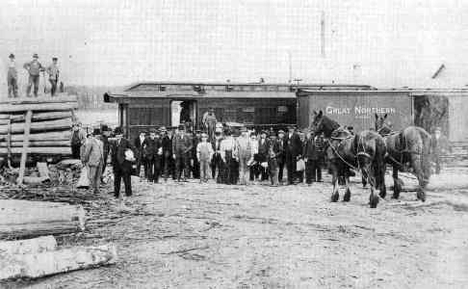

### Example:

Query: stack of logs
xmin=0 ymin=96 xmax=77 ymax=157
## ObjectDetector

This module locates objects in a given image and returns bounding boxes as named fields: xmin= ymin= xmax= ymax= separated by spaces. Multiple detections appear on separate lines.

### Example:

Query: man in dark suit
xmin=285 ymin=125 xmax=302 ymax=185
xmin=111 ymin=127 xmax=135 ymax=198
xmin=276 ymin=130 xmax=286 ymax=183
xmin=134 ymin=130 xmax=147 ymax=178
xmin=143 ymin=128 xmax=162 ymax=183
xmin=172 ymin=125 xmax=193 ymax=181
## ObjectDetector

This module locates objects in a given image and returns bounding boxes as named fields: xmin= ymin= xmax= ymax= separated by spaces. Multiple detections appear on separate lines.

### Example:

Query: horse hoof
xmin=343 ymin=189 xmax=351 ymax=202
xmin=417 ymin=190 xmax=426 ymax=202
xmin=379 ymin=190 xmax=386 ymax=199
xmin=369 ymin=195 xmax=379 ymax=208
xmin=331 ymin=192 xmax=339 ymax=202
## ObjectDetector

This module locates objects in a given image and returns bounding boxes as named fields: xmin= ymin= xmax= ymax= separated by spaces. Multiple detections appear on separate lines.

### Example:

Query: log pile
xmin=0 ymin=96 xmax=77 ymax=158
xmin=0 ymin=236 xmax=117 ymax=281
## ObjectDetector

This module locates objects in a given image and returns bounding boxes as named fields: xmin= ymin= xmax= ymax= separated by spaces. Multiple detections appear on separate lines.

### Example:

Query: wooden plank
xmin=0 ymin=147 xmax=71 ymax=155
xmin=0 ymin=95 xmax=78 ymax=105
xmin=0 ymin=244 xmax=116 ymax=280
xmin=36 ymin=162 xmax=50 ymax=181
xmin=0 ymin=236 xmax=57 ymax=255
xmin=6 ymin=131 xmax=71 ymax=142
xmin=6 ymin=116 xmax=12 ymax=168
xmin=0 ymin=102 xmax=78 ymax=113
xmin=0 ymin=111 xmax=72 ymax=123
xmin=17 ymin=110 xmax=32 ymax=185
xmin=0 ymin=118 xmax=72 ymax=134
xmin=0 ymin=140 xmax=70 ymax=147
xmin=0 ymin=200 xmax=85 ymax=239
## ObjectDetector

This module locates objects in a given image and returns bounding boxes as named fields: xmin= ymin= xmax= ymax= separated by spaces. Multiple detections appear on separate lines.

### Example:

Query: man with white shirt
xmin=46 ymin=57 xmax=60 ymax=96
xmin=220 ymin=130 xmax=237 ymax=184
xmin=7 ymin=53 xmax=18 ymax=98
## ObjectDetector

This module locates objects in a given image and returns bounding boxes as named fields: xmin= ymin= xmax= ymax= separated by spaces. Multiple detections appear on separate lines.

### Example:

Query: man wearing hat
xmin=202 ymin=107 xmax=218 ymax=141
xmin=257 ymin=130 xmax=269 ymax=181
xmin=99 ymin=124 xmax=111 ymax=177
xmin=211 ymin=130 xmax=225 ymax=183
xmin=220 ymin=129 xmax=237 ymax=184
xmin=24 ymin=53 xmax=44 ymax=97
xmin=430 ymin=126 xmax=449 ymax=174
xmin=191 ymin=129 xmax=202 ymax=179
xmin=142 ymin=128 xmax=162 ymax=183
xmin=111 ymin=127 xmax=135 ymax=198
xmin=46 ymin=57 xmax=60 ymax=96
xmin=303 ymin=129 xmax=322 ymax=184
xmin=159 ymin=126 xmax=172 ymax=181
xmin=267 ymin=131 xmax=280 ymax=186
xmin=134 ymin=130 xmax=147 ymax=178
xmin=172 ymin=125 xmax=193 ymax=181
xmin=196 ymin=133 xmax=214 ymax=182
xmin=285 ymin=125 xmax=302 ymax=185
xmin=81 ymin=128 xmax=104 ymax=194
xmin=276 ymin=130 xmax=286 ymax=183
xmin=7 ymin=53 xmax=18 ymax=98
xmin=70 ymin=122 xmax=86 ymax=159
xmin=235 ymin=126 xmax=253 ymax=185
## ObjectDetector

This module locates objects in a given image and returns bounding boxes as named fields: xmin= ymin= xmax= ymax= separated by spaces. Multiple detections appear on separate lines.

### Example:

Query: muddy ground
xmin=5 ymin=169 xmax=468 ymax=289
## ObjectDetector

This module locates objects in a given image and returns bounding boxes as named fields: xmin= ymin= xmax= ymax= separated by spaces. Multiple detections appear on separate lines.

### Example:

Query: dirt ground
xmin=6 ymin=169 xmax=468 ymax=289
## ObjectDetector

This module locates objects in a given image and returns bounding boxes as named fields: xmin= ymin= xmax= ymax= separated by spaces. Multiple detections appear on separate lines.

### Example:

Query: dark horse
xmin=310 ymin=111 xmax=387 ymax=208
xmin=374 ymin=113 xmax=431 ymax=202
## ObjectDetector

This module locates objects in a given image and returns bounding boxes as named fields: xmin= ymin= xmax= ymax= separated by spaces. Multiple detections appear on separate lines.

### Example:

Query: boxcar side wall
xmin=196 ymin=97 xmax=296 ymax=128
xmin=124 ymin=98 xmax=171 ymax=140
xmin=298 ymin=92 xmax=413 ymax=132
xmin=448 ymin=95 xmax=468 ymax=143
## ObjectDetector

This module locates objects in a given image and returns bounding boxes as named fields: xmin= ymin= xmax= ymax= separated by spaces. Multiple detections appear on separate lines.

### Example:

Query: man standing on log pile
xmin=81 ymin=128 xmax=104 ymax=194
xmin=24 ymin=53 xmax=44 ymax=97
xmin=46 ymin=57 xmax=60 ymax=97
xmin=111 ymin=127 xmax=135 ymax=199
xmin=7 ymin=53 xmax=18 ymax=98
xmin=71 ymin=122 xmax=86 ymax=159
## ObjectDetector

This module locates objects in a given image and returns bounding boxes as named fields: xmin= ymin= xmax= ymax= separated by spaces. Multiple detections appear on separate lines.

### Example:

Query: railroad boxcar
xmin=103 ymin=81 xmax=371 ymax=140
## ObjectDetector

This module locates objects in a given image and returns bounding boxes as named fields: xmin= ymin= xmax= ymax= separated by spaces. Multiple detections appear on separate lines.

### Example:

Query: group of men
xmin=133 ymin=124 xmax=325 ymax=186
xmin=7 ymin=53 xmax=61 ymax=98
xmin=72 ymin=123 xmax=135 ymax=200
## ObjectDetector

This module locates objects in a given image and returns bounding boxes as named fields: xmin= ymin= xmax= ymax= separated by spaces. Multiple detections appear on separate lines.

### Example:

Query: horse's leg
xmin=330 ymin=163 xmax=340 ymax=202
xmin=392 ymin=165 xmax=402 ymax=199
xmin=364 ymin=166 xmax=379 ymax=208
xmin=343 ymin=174 xmax=351 ymax=202
xmin=378 ymin=164 xmax=387 ymax=199
xmin=362 ymin=175 xmax=367 ymax=188
xmin=411 ymin=152 xmax=427 ymax=202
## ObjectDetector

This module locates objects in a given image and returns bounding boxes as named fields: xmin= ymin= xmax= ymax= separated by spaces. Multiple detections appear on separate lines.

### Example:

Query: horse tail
xmin=372 ymin=134 xmax=387 ymax=190
xmin=407 ymin=127 xmax=431 ymax=188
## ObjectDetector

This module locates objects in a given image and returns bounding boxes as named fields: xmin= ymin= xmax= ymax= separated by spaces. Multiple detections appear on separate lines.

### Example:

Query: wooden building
xmin=103 ymin=81 xmax=371 ymax=140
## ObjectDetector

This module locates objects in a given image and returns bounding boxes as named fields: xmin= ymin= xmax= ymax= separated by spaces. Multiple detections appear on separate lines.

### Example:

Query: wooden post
xmin=6 ymin=115 xmax=12 ymax=168
xmin=17 ymin=110 xmax=32 ymax=185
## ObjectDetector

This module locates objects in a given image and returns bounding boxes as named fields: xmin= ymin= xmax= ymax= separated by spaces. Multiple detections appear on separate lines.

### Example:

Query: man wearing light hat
xmin=235 ymin=126 xmax=253 ymax=185
xmin=81 ymin=128 xmax=104 ymax=194
xmin=7 ymin=53 xmax=18 ymax=98
xmin=24 ymin=53 xmax=44 ymax=97
xmin=46 ymin=57 xmax=60 ymax=96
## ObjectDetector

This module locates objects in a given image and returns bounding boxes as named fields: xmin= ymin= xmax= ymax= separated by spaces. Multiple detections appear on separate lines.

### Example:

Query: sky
xmin=0 ymin=0 xmax=467 ymax=88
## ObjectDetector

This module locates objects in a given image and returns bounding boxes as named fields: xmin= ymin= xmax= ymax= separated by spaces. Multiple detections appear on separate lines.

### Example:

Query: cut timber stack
xmin=0 ymin=96 xmax=77 ymax=157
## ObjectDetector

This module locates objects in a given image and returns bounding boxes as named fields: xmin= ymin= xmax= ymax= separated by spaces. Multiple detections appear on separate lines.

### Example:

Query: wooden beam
xmin=0 ymin=140 xmax=70 ymax=147
xmin=0 ymin=95 xmax=78 ymax=105
xmin=7 ymin=131 xmax=71 ymax=142
xmin=0 ymin=111 xmax=72 ymax=123
xmin=0 ymin=244 xmax=116 ymax=280
xmin=0 ymin=236 xmax=57 ymax=255
xmin=17 ymin=110 xmax=32 ymax=185
xmin=0 ymin=118 xmax=72 ymax=134
xmin=0 ymin=147 xmax=71 ymax=155
xmin=0 ymin=102 xmax=78 ymax=113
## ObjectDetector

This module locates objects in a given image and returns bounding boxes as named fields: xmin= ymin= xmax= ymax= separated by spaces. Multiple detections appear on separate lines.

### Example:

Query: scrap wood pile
xmin=0 ymin=199 xmax=117 ymax=282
